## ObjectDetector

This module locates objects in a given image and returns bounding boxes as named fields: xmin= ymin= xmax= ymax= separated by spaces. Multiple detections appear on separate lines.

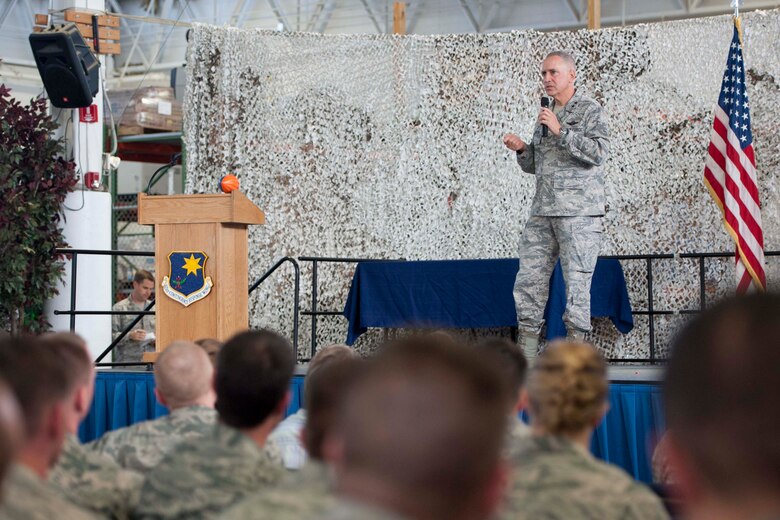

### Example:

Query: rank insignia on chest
xmin=161 ymin=251 xmax=214 ymax=306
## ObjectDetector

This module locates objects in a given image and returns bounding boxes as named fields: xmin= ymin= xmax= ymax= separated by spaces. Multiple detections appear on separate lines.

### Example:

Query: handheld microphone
xmin=541 ymin=96 xmax=550 ymax=137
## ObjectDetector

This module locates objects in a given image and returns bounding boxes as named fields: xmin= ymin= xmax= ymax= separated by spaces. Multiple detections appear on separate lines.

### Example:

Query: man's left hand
xmin=538 ymin=108 xmax=561 ymax=136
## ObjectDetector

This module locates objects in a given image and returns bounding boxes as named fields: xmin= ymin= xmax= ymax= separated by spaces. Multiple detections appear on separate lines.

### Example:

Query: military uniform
xmin=111 ymin=296 xmax=155 ymax=363
xmin=88 ymin=405 xmax=217 ymax=473
xmin=500 ymin=436 xmax=669 ymax=520
xmin=134 ymin=422 xmax=283 ymax=519
xmin=47 ymin=434 xmax=144 ymax=519
xmin=0 ymin=463 xmax=98 ymax=520
xmin=220 ymin=460 xmax=334 ymax=519
xmin=513 ymin=90 xmax=610 ymax=337
xmin=317 ymin=498 xmax=410 ymax=520
xmin=505 ymin=415 xmax=531 ymax=458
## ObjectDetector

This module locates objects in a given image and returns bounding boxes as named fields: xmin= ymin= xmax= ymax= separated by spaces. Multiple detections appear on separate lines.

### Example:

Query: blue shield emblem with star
xmin=161 ymin=251 xmax=214 ymax=307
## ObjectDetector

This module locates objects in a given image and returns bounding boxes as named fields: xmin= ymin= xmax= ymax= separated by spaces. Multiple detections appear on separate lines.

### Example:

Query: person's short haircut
xmin=304 ymin=344 xmax=355 ymax=408
xmin=664 ymin=294 xmax=780 ymax=496
xmin=304 ymin=357 xmax=363 ymax=461
xmin=0 ymin=336 xmax=72 ymax=436
xmin=527 ymin=340 xmax=607 ymax=435
xmin=39 ymin=332 xmax=92 ymax=388
xmin=544 ymin=50 xmax=576 ymax=72
xmin=215 ymin=329 xmax=294 ymax=429
xmin=133 ymin=270 xmax=155 ymax=284
xmin=336 ymin=337 xmax=508 ymax=517
xmin=478 ymin=338 xmax=528 ymax=398
xmin=155 ymin=341 xmax=214 ymax=409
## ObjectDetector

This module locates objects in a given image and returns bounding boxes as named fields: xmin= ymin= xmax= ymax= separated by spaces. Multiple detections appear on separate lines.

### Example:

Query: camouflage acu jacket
xmin=517 ymin=90 xmax=610 ymax=217
xmin=48 ymin=434 xmax=143 ymax=519
xmin=500 ymin=435 xmax=669 ymax=520
xmin=0 ymin=463 xmax=98 ymax=520
xmin=134 ymin=422 xmax=283 ymax=519
xmin=88 ymin=405 xmax=217 ymax=473
xmin=220 ymin=460 xmax=335 ymax=520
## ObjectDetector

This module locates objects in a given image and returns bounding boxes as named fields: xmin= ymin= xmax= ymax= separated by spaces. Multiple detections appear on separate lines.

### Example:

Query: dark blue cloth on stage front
xmin=79 ymin=371 xmax=662 ymax=484
xmin=79 ymin=371 xmax=306 ymax=443
xmin=343 ymin=258 xmax=633 ymax=345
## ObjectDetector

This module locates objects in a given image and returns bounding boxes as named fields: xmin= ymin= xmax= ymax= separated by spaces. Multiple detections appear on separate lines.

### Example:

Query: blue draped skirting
xmin=81 ymin=371 xmax=662 ymax=484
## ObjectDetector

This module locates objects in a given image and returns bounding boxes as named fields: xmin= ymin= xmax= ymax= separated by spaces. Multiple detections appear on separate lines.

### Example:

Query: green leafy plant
xmin=0 ymin=85 xmax=77 ymax=334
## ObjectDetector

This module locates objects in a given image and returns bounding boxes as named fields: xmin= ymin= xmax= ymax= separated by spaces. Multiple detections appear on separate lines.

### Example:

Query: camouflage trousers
xmin=513 ymin=215 xmax=603 ymax=335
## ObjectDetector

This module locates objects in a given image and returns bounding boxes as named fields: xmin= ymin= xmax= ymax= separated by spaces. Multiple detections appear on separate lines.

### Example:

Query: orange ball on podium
xmin=219 ymin=174 xmax=240 ymax=193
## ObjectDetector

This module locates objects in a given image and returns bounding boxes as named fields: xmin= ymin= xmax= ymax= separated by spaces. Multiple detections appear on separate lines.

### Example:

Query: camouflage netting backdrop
xmin=182 ymin=10 xmax=780 ymax=361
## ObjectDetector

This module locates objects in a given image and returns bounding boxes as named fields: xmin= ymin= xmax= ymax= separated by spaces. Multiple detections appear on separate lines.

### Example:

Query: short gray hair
xmin=544 ymin=51 xmax=576 ymax=72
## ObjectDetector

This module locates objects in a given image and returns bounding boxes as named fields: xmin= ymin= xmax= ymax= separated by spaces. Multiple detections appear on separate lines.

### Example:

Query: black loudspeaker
xmin=29 ymin=24 xmax=100 ymax=108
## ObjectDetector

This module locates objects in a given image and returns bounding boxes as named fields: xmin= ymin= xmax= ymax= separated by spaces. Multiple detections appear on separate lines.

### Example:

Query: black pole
xmin=646 ymin=258 xmax=655 ymax=364
xmin=699 ymin=256 xmax=706 ymax=311
xmin=292 ymin=262 xmax=300 ymax=360
xmin=311 ymin=260 xmax=318 ymax=357
xmin=69 ymin=252 xmax=78 ymax=332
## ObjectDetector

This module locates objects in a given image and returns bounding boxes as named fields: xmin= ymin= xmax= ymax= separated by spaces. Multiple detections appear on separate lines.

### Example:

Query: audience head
xmin=39 ymin=332 xmax=94 ymax=431
xmin=304 ymin=344 xmax=355 ymax=409
xmin=0 ymin=378 xmax=22 ymax=497
xmin=664 ymin=294 xmax=780 ymax=518
xmin=527 ymin=340 xmax=608 ymax=437
xmin=0 ymin=336 xmax=73 ymax=476
xmin=132 ymin=269 xmax=155 ymax=302
xmin=154 ymin=341 xmax=216 ymax=410
xmin=330 ymin=336 xmax=509 ymax=520
xmin=194 ymin=338 xmax=222 ymax=367
xmin=303 ymin=357 xmax=362 ymax=462
xmin=215 ymin=329 xmax=294 ymax=430
xmin=478 ymin=338 xmax=528 ymax=413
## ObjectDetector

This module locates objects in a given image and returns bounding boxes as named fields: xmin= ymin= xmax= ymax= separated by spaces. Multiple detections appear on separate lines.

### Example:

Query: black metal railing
xmin=54 ymin=248 xmax=302 ymax=366
xmin=54 ymin=248 xmax=779 ymax=366
xmin=248 ymin=256 xmax=301 ymax=359
xmin=298 ymin=256 xmax=404 ymax=357
xmin=298 ymin=252 xmax=779 ymax=365
xmin=54 ymin=248 xmax=155 ymax=368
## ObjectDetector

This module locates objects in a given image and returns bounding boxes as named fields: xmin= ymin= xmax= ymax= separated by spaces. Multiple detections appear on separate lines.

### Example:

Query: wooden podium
xmin=138 ymin=191 xmax=265 ymax=351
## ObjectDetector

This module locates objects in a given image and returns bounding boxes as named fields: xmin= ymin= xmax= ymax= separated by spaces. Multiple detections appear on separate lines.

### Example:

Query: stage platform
xmin=80 ymin=367 xmax=664 ymax=484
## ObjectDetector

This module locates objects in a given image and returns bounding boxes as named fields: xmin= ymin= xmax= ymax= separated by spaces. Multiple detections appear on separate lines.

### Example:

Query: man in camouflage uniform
xmin=222 ymin=357 xmax=363 ymax=520
xmin=503 ymin=51 xmax=610 ymax=359
xmin=319 ymin=336 xmax=509 ymax=520
xmin=0 ymin=336 xmax=98 ymax=519
xmin=112 ymin=269 xmax=156 ymax=363
xmin=42 ymin=333 xmax=144 ymax=519
xmin=89 ymin=341 xmax=217 ymax=473
xmin=135 ymin=330 xmax=293 ymax=519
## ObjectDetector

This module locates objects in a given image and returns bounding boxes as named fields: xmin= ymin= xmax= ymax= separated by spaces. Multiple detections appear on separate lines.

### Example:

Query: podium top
xmin=137 ymin=191 xmax=265 ymax=225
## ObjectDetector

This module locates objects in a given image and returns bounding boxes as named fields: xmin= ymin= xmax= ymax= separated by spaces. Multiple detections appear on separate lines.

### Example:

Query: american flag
xmin=703 ymin=18 xmax=766 ymax=293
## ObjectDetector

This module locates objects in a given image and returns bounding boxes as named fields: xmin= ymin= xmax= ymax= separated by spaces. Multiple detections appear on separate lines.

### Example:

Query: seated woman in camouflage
xmin=500 ymin=340 xmax=669 ymax=520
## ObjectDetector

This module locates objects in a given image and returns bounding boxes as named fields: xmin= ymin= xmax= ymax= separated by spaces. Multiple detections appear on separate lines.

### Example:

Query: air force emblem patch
xmin=161 ymin=251 xmax=213 ymax=307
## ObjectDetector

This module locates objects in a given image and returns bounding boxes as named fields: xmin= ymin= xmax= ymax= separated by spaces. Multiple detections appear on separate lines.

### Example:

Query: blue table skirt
xmin=80 ymin=371 xmax=662 ymax=484
xmin=343 ymin=258 xmax=633 ymax=345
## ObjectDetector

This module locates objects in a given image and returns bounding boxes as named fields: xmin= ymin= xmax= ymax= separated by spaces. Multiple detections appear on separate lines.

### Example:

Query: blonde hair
xmin=527 ymin=340 xmax=607 ymax=435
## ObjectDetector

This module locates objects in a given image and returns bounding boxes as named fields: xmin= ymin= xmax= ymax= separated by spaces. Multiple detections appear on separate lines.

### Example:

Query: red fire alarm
xmin=79 ymin=104 xmax=98 ymax=123
xmin=84 ymin=171 xmax=101 ymax=189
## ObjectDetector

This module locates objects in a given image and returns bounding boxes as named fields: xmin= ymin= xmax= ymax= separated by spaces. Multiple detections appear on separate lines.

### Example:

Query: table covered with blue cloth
xmin=343 ymin=258 xmax=633 ymax=345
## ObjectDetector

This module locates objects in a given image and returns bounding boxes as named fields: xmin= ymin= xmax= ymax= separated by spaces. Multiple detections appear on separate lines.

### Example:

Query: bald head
xmin=334 ymin=337 xmax=508 ymax=520
xmin=154 ymin=341 xmax=215 ymax=410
